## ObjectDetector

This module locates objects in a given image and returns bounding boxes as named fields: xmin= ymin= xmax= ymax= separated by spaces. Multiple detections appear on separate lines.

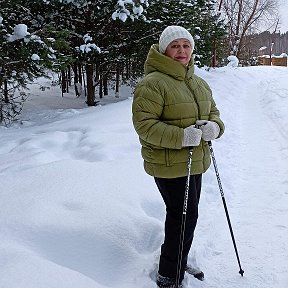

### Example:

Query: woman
xmin=132 ymin=25 xmax=225 ymax=288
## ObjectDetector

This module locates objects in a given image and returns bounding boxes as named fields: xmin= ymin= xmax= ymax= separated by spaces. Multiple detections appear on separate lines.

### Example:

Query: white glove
xmin=182 ymin=125 xmax=202 ymax=147
xmin=196 ymin=120 xmax=220 ymax=141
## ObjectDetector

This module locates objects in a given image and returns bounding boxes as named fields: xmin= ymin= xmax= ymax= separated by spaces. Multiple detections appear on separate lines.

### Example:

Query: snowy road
xmin=190 ymin=67 xmax=288 ymax=288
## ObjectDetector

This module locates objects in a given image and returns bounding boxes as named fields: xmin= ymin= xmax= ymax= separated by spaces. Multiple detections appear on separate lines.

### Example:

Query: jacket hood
xmin=144 ymin=44 xmax=195 ymax=80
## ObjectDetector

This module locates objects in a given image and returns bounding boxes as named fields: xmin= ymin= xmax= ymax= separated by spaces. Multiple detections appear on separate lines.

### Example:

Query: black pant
xmin=154 ymin=174 xmax=202 ymax=282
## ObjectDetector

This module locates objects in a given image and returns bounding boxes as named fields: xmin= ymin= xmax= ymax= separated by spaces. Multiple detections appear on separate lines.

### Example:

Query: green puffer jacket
xmin=132 ymin=44 xmax=224 ymax=178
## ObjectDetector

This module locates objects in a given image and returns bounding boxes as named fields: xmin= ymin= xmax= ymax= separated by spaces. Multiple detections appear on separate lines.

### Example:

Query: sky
xmin=279 ymin=0 xmax=288 ymax=32
xmin=0 ymin=65 xmax=288 ymax=288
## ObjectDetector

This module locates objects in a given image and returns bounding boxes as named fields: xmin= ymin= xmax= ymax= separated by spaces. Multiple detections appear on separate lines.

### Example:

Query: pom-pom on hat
xmin=159 ymin=25 xmax=195 ymax=54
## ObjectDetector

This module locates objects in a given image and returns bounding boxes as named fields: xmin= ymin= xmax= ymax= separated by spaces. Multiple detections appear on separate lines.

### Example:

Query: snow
xmin=31 ymin=54 xmax=41 ymax=61
xmin=259 ymin=46 xmax=267 ymax=51
xmin=227 ymin=55 xmax=239 ymax=67
xmin=113 ymin=0 xmax=147 ymax=21
xmin=79 ymin=43 xmax=101 ymax=53
xmin=77 ymin=34 xmax=101 ymax=54
xmin=7 ymin=24 xmax=30 ymax=42
xmin=1 ymin=66 xmax=288 ymax=288
xmin=133 ymin=5 xmax=144 ymax=15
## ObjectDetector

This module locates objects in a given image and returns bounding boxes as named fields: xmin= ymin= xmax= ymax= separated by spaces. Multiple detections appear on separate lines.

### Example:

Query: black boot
xmin=156 ymin=274 xmax=183 ymax=288
xmin=185 ymin=265 xmax=205 ymax=281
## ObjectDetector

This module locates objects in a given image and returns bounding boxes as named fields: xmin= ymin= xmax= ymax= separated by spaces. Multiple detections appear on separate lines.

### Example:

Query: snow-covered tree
xmin=1 ymin=0 xmax=227 ymax=120
xmin=44 ymin=0 xmax=151 ymax=103
xmin=142 ymin=0 xmax=226 ymax=66
xmin=0 ymin=9 xmax=56 ymax=125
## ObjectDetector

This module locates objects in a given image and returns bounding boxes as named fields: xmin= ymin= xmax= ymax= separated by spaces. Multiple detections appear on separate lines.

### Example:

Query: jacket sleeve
xmin=132 ymin=81 xmax=183 ymax=150
xmin=209 ymin=97 xmax=225 ymax=138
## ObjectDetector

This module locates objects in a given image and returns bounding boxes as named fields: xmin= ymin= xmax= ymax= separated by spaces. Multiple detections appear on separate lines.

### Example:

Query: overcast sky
xmin=279 ymin=0 xmax=288 ymax=32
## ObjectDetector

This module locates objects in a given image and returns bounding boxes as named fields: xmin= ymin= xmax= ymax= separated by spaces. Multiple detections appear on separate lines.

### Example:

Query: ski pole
xmin=176 ymin=146 xmax=194 ymax=287
xmin=208 ymin=141 xmax=244 ymax=276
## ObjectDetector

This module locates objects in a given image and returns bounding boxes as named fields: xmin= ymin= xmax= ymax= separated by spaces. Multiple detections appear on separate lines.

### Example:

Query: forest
xmin=0 ymin=0 xmax=286 ymax=126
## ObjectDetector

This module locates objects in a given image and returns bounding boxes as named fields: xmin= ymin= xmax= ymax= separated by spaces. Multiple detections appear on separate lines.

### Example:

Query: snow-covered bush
xmin=227 ymin=55 xmax=239 ymax=67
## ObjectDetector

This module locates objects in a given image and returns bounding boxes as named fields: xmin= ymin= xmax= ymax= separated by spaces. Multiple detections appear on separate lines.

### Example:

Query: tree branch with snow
xmin=112 ymin=0 xmax=149 ymax=22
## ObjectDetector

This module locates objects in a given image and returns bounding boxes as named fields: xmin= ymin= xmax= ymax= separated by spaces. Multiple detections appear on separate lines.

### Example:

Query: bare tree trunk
xmin=125 ymin=59 xmax=130 ymax=79
xmin=4 ymin=79 xmax=9 ymax=103
xmin=61 ymin=70 xmax=67 ymax=96
xmin=232 ymin=0 xmax=244 ymax=55
xmin=95 ymin=63 xmax=99 ymax=86
xmin=212 ymin=0 xmax=224 ymax=67
xmin=103 ymin=73 xmax=108 ymax=96
xmin=115 ymin=63 xmax=120 ymax=98
xmin=81 ymin=66 xmax=87 ymax=98
xmin=86 ymin=64 xmax=95 ymax=106
xmin=73 ymin=64 xmax=79 ymax=84
xmin=67 ymin=66 xmax=71 ymax=89
xmin=78 ymin=65 xmax=83 ymax=85
xmin=73 ymin=63 xmax=80 ymax=97
xmin=235 ymin=0 xmax=243 ymax=37
xmin=236 ymin=0 xmax=259 ymax=57
xmin=98 ymin=64 xmax=103 ymax=99
xmin=212 ymin=39 xmax=217 ymax=67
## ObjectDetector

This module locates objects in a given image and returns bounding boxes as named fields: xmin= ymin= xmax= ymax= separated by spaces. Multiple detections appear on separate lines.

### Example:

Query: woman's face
xmin=164 ymin=38 xmax=193 ymax=65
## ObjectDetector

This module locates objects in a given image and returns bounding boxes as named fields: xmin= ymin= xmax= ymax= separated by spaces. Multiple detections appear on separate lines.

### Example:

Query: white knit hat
xmin=159 ymin=25 xmax=195 ymax=54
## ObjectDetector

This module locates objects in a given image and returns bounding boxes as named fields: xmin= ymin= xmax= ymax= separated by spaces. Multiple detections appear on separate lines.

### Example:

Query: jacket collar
xmin=144 ymin=44 xmax=194 ymax=80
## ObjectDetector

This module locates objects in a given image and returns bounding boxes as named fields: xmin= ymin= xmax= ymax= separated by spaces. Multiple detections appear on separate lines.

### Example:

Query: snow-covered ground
xmin=0 ymin=65 xmax=288 ymax=288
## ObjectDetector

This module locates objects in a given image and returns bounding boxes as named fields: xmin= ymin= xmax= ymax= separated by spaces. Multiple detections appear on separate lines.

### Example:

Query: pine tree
xmin=143 ymin=0 xmax=226 ymax=66
xmin=0 ymin=0 xmax=60 ymax=125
